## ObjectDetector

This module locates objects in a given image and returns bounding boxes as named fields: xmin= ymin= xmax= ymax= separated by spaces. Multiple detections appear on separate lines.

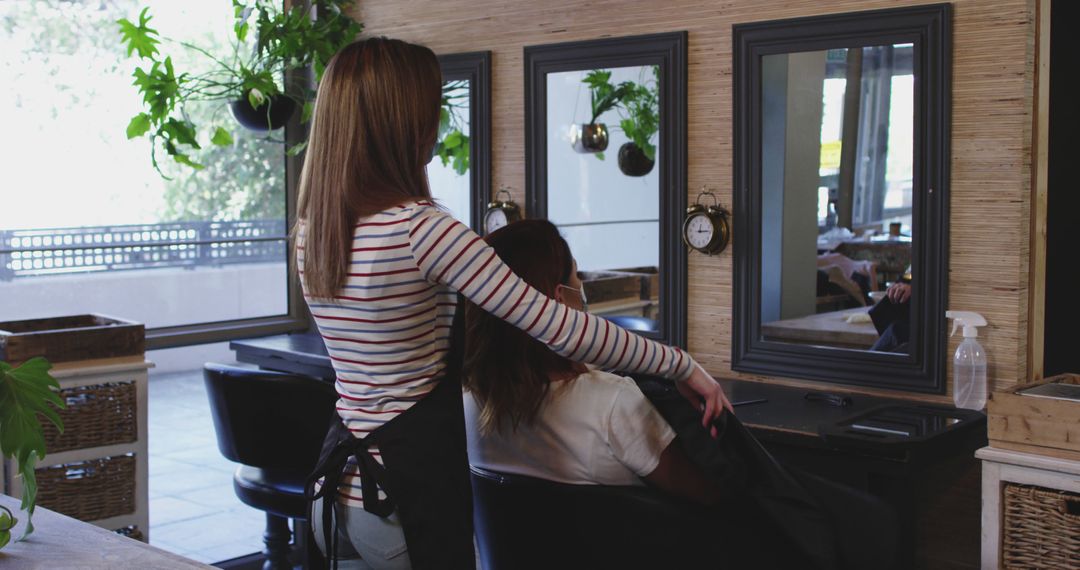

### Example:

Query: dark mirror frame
xmin=438 ymin=51 xmax=492 ymax=233
xmin=732 ymin=4 xmax=951 ymax=393
xmin=524 ymin=32 xmax=688 ymax=348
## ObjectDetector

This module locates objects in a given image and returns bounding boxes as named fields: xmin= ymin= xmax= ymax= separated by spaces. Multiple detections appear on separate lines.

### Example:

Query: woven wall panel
xmin=355 ymin=0 xmax=1036 ymax=399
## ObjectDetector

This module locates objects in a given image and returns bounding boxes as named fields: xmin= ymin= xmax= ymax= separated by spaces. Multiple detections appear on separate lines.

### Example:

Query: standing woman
xmin=297 ymin=37 xmax=730 ymax=570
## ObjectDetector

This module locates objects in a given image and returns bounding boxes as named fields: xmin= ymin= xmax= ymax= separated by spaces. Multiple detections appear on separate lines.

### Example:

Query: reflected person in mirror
xmin=869 ymin=280 xmax=911 ymax=353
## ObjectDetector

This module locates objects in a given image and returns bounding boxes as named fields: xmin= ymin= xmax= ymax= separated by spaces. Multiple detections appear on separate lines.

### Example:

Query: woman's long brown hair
xmin=294 ymin=37 xmax=443 ymax=299
xmin=462 ymin=220 xmax=585 ymax=434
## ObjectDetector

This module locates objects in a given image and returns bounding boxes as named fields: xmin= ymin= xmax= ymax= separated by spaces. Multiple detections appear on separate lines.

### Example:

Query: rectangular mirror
xmin=733 ymin=5 xmax=951 ymax=392
xmin=526 ymin=33 xmax=687 ymax=347
xmin=432 ymin=52 xmax=491 ymax=231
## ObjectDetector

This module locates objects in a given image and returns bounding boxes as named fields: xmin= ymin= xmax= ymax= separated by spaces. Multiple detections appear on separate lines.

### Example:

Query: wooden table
xmin=761 ymin=306 xmax=880 ymax=349
xmin=0 ymin=494 xmax=210 ymax=569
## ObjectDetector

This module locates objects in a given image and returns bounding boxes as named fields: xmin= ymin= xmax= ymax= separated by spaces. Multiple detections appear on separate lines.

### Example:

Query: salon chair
xmin=470 ymin=465 xmax=732 ymax=570
xmin=204 ymin=363 xmax=338 ymax=570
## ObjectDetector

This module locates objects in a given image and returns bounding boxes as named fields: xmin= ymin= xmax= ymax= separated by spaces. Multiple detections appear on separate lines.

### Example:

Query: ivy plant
xmin=0 ymin=357 xmax=65 ymax=545
xmin=117 ymin=0 xmax=364 ymax=175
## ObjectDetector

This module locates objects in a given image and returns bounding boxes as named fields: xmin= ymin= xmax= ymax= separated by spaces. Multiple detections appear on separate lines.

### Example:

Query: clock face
xmin=485 ymin=208 xmax=509 ymax=234
xmin=685 ymin=214 xmax=715 ymax=250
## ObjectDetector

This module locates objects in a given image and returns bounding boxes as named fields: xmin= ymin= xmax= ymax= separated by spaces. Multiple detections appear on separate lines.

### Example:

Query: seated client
xmin=461 ymin=219 xmax=719 ymax=505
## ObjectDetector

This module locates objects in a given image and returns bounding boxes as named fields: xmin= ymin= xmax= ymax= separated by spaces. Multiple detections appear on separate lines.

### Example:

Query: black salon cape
xmin=633 ymin=375 xmax=898 ymax=570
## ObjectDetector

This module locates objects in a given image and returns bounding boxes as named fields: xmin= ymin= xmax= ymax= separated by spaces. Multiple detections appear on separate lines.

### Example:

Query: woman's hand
xmin=675 ymin=364 xmax=734 ymax=438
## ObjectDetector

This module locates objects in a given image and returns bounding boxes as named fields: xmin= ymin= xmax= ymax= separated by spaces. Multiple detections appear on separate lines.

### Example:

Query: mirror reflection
xmin=428 ymin=78 xmax=472 ymax=226
xmin=759 ymin=44 xmax=914 ymax=353
xmin=546 ymin=65 xmax=662 ymax=331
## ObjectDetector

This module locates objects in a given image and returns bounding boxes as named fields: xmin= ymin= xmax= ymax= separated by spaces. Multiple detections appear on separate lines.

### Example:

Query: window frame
xmin=146 ymin=64 xmax=311 ymax=349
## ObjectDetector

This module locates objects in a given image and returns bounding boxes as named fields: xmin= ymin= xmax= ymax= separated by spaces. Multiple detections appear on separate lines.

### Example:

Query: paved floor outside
xmin=148 ymin=368 xmax=266 ymax=564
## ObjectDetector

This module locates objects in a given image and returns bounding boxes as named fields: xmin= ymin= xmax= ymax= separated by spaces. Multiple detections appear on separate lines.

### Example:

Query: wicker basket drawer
xmin=1003 ymin=483 xmax=1080 ymax=568
xmin=36 ymin=454 xmax=136 ymax=522
xmin=41 ymin=381 xmax=137 ymax=453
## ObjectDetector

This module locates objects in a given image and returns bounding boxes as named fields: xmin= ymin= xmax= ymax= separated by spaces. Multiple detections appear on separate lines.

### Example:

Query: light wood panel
xmin=355 ymin=0 xmax=1038 ymax=398
xmin=1027 ymin=0 xmax=1050 ymax=382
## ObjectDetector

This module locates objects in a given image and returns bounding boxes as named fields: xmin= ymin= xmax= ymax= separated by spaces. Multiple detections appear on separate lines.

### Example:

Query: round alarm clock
xmin=682 ymin=189 xmax=730 ymax=255
xmin=484 ymin=188 xmax=522 ymax=234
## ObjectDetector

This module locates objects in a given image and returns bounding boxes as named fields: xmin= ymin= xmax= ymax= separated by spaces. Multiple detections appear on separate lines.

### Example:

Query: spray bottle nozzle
xmin=946 ymin=311 xmax=987 ymax=339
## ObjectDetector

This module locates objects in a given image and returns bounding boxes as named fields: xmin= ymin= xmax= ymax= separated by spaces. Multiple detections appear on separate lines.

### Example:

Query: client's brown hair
xmin=462 ymin=220 xmax=584 ymax=434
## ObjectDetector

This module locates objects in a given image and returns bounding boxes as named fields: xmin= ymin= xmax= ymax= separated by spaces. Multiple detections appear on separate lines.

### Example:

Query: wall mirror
xmin=525 ymin=32 xmax=687 ymax=347
xmin=431 ymin=51 xmax=491 ymax=231
xmin=733 ymin=5 xmax=951 ymax=392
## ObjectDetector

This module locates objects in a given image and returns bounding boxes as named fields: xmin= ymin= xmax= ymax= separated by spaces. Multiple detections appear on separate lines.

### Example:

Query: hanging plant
xmin=433 ymin=79 xmax=470 ymax=175
xmin=616 ymin=66 xmax=660 ymax=176
xmin=0 ymin=357 xmax=65 ymax=546
xmin=573 ymin=70 xmax=633 ymax=156
xmin=117 ymin=0 xmax=364 ymax=175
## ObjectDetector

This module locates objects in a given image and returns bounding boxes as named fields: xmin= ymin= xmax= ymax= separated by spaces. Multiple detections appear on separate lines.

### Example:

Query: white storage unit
xmin=977 ymin=446 xmax=1080 ymax=568
xmin=3 ymin=357 xmax=152 ymax=540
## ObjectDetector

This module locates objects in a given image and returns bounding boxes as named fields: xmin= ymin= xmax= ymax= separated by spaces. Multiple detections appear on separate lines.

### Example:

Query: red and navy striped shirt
xmin=298 ymin=201 xmax=695 ymax=507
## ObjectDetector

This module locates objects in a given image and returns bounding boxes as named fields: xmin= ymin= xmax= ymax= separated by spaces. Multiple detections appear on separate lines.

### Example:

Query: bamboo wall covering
xmin=353 ymin=0 xmax=1037 ymax=400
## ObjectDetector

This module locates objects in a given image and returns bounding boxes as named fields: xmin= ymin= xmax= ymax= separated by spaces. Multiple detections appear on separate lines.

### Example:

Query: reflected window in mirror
xmin=759 ymin=44 xmax=915 ymax=353
xmin=429 ymin=78 xmax=472 ymax=224
xmin=526 ymin=33 xmax=688 ymax=347
xmin=432 ymin=52 xmax=490 ymax=232
xmin=546 ymin=65 xmax=662 ymax=330
xmin=733 ymin=5 xmax=950 ymax=393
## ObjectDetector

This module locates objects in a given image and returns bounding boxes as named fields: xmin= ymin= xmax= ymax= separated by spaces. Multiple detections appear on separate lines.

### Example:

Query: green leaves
xmin=119 ymin=1 xmax=363 ymax=175
xmin=131 ymin=56 xmax=180 ymax=122
xmin=211 ymin=127 xmax=234 ymax=147
xmin=434 ymin=128 xmax=470 ymax=176
xmin=126 ymin=113 xmax=152 ymax=139
xmin=0 ymin=505 xmax=15 ymax=549
xmin=581 ymin=67 xmax=659 ymax=163
xmin=583 ymin=70 xmax=633 ymax=125
xmin=0 ymin=357 xmax=65 ymax=542
xmin=116 ymin=7 xmax=160 ymax=60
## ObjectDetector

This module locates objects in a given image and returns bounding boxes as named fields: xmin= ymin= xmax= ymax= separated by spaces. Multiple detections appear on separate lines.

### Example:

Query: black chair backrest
xmin=470 ymin=466 xmax=716 ymax=570
xmin=204 ymin=363 xmax=338 ymax=471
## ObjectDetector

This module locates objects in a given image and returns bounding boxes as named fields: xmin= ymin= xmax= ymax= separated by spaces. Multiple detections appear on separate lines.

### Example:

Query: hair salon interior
xmin=1 ymin=0 xmax=1077 ymax=568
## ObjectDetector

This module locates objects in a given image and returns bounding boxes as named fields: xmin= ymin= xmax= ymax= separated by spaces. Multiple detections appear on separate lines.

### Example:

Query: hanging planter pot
xmin=617 ymin=142 xmax=655 ymax=177
xmin=571 ymin=123 xmax=609 ymax=154
xmin=230 ymin=94 xmax=296 ymax=132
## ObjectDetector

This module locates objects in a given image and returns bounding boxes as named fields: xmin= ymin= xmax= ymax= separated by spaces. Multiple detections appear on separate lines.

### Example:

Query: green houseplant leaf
xmin=0 ymin=357 xmax=65 ymax=543
xmin=126 ymin=113 xmax=152 ymax=140
xmin=211 ymin=127 xmax=234 ymax=147
xmin=116 ymin=7 xmax=160 ymax=60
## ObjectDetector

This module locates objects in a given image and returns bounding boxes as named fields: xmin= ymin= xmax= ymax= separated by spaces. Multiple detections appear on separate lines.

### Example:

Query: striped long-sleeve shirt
xmin=298 ymin=200 xmax=696 ymax=507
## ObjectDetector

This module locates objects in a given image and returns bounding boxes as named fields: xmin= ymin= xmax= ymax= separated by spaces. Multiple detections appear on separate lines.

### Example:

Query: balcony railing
xmin=0 ymin=220 xmax=287 ymax=281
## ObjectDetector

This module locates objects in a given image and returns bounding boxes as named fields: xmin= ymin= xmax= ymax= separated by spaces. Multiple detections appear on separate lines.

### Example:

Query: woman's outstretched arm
xmin=408 ymin=206 xmax=731 ymax=423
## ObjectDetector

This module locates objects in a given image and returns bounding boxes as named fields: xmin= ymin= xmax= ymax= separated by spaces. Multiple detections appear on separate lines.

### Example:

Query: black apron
xmin=306 ymin=312 xmax=474 ymax=569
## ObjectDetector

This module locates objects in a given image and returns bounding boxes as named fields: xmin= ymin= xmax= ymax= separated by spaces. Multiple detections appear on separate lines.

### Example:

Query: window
xmin=0 ymin=0 xmax=304 ymax=346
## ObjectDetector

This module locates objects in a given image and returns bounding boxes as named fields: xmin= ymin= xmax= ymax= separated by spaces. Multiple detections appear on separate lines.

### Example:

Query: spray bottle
xmin=946 ymin=311 xmax=988 ymax=410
